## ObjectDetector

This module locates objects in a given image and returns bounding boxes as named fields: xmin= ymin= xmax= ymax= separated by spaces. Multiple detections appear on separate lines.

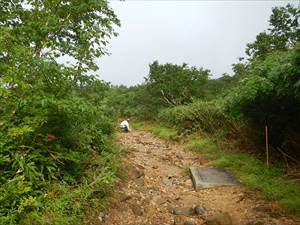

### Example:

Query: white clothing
xmin=119 ymin=120 xmax=130 ymax=131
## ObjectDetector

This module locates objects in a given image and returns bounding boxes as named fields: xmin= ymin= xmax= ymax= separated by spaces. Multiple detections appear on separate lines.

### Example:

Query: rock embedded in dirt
xmin=184 ymin=221 xmax=195 ymax=225
xmin=136 ymin=169 xmax=145 ymax=178
xmin=194 ymin=205 xmax=207 ymax=216
xmin=174 ymin=196 xmax=181 ymax=201
xmin=130 ymin=204 xmax=144 ymax=216
xmin=155 ymin=197 xmax=168 ymax=205
xmin=136 ymin=164 xmax=145 ymax=170
xmin=98 ymin=212 xmax=105 ymax=222
xmin=174 ymin=216 xmax=187 ymax=225
xmin=253 ymin=204 xmax=272 ymax=213
xmin=171 ymin=206 xmax=195 ymax=216
xmin=184 ymin=179 xmax=192 ymax=187
xmin=236 ymin=193 xmax=245 ymax=203
xmin=160 ymin=155 xmax=169 ymax=161
xmin=176 ymin=154 xmax=184 ymax=159
xmin=120 ymin=192 xmax=132 ymax=202
xmin=163 ymin=177 xmax=172 ymax=186
xmin=129 ymin=165 xmax=145 ymax=179
xmin=245 ymin=220 xmax=265 ymax=225
xmin=135 ymin=177 xmax=145 ymax=186
xmin=205 ymin=212 xmax=233 ymax=225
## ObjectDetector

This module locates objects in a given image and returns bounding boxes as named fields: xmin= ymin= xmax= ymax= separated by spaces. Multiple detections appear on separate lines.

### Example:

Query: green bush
xmin=158 ymin=100 xmax=241 ymax=136
xmin=0 ymin=24 xmax=116 ymax=225
xmin=224 ymin=44 xmax=300 ymax=159
xmin=0 ymin=81 xmax=116 ymax=223
xmin=0 ymin=0 xmax=120 ymax=223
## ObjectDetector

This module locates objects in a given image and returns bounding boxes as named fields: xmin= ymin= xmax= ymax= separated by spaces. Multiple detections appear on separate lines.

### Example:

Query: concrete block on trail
xmin=190 ymin=167 xmax=239 ymax=190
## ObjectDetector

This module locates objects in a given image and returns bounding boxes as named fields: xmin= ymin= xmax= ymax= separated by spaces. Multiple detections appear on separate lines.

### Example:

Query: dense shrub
xmin=158 ymin=100 xmax=240 ymax=136
xmin=225 ymin=44 xmax=300 ymax=159
xmin=0 ymin=61 xmax=115 ymax=223
xmin=0 ymin=0 xmax=120 ymax=223
xmin=159 ymin=43 xmax=300 ymax=163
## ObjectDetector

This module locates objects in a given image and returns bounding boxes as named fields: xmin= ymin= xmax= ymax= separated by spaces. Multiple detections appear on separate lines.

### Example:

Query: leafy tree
xmin=0 ymin=0 xmax=119 ymax=223
xmin=231 ymin=61 xmax=249 ymax=80
xmin=0 ymin=0 xmax=119 ymax=71
xmin=246 ymin=4 xmax=299 ymax=60
xmin=145 ymin=61 xmax=210 ymax=106
xmin=226 ymin=44 xmax=300 ymax=158
xmin=202 ymin=74 xmax=235 ymax=100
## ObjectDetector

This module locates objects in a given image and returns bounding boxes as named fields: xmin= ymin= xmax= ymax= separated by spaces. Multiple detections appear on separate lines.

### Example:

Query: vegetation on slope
xmin=0 ymin=0 xmax=121 ymax=224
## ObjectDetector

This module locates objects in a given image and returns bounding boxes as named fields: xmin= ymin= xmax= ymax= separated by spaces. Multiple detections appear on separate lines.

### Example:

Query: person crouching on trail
xmin=119 ymin=119 xmax=131 ymax=132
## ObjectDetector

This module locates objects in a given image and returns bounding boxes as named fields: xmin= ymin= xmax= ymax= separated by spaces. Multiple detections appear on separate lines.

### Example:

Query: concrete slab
xmin=190 ymin=167 xmax=239 ymax=190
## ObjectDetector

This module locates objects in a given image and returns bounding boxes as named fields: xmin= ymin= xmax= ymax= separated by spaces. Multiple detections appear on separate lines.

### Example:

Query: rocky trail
xmin=98 ymin=130 xmax=299 ymax=225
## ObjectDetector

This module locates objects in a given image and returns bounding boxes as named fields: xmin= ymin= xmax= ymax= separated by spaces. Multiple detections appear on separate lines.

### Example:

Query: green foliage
xmin=15 ymin=142 xmax=120 ymax=225
xmin=157 ymin=7 xmax=300 ymax=160
xmin=225 ymin=44 xmax=300 ymax=158
xmin=202 ymin=74 xmax=235 ymax=100
xmin=246 ymin=4 xmax=299 ymax=60
xmin=105 ymin=62 xmax=212 ymax=121
xmin=0 ymin=0 xmax=120 ymax=71
xmin=132 ymin=121 xmax=179 ymax=141
xmin=158 ymin=100 xmax=240 ymax=137
xmin=0 ymin=0 xmax=120 ymax=224
xmin=158 ymin=44 xmax=300 ymax=161
xmin=185 ymin=138 xmax=220 ymax=160
xmin=146 ymin=61 xmax=210 ymax=106
xmin=0 ymin=59 xmax=116 ymax=224
xmin=104 ymin=85 xmax=157 ymax=119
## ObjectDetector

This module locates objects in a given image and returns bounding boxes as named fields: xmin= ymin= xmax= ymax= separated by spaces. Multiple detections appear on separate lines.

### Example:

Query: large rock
xmin=205 ymin=212 xmax=233 ymax=225
xmin=190 ymin=167 xmax=239 ymax=190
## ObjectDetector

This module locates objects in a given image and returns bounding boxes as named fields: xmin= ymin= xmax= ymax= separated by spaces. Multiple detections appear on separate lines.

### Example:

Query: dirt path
xmin=99 ymin=130 xmax=299 ymax=225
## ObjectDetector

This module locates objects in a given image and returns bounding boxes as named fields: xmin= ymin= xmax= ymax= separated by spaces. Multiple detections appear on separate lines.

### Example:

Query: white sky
xmin=96 ymin=0 xmax=297 ymax=86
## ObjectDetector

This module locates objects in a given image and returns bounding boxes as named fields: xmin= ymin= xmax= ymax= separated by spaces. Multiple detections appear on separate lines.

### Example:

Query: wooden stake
xmin=265 ymin=125 xmax=269 ymax=167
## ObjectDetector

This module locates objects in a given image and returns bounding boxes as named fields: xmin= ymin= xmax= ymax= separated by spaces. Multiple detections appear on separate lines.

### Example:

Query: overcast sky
xmin=96 ymin=0 xmax=297 ymax=86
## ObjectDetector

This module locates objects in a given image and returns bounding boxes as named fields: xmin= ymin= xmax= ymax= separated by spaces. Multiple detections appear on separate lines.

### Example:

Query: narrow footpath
xmin=99 ymin=130 xmax=299 ymax=225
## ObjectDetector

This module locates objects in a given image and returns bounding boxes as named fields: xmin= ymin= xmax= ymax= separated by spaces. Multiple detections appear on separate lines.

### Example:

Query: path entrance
xmin=98 ymin=130 xmax=298 ymax=225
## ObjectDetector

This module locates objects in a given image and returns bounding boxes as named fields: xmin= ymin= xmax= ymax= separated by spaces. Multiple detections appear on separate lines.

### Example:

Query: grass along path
xmin=99 ymin=129 xmax=299 ymax=225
